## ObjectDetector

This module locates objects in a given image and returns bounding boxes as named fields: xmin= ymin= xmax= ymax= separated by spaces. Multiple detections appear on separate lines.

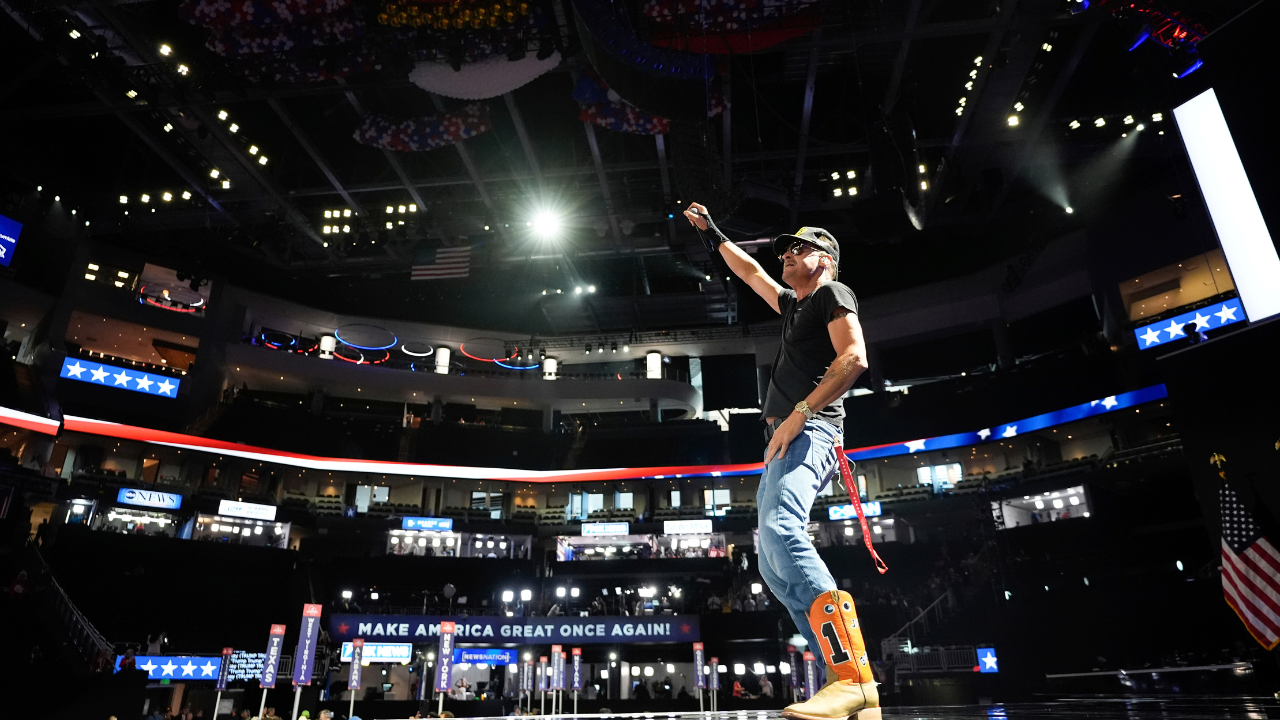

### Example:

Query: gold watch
xmin=794 ymin=400 xmax=816 ymax=421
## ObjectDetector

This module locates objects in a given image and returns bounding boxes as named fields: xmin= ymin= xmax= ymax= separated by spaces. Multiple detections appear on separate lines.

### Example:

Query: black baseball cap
xmin=772 ymin=227 xmax=840 ymax=278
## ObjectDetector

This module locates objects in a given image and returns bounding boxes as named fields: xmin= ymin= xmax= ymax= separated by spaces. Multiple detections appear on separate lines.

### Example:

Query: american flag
xmin=1221 ymin=482 xmax=1280 ymax=649
xmin=411 ymin=246 xmax=471 ymax=280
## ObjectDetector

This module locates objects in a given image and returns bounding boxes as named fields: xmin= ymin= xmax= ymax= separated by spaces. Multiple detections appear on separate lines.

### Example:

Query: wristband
xmin=690 ymin=208 xmax=730 ymax=253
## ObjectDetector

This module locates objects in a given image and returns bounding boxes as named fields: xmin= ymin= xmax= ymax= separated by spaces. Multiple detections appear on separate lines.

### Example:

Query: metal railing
xmin=27 ymin=543 xmax=113 ymax=662
xmin=879 ymin=589 xmax=954 ymax=658
xmin=886 ymin=645 xmax=977 ymax=674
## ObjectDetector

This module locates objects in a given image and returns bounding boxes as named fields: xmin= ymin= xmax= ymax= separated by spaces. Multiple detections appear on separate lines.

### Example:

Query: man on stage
xmin=685 ymin=203 xmax=879 ymax=720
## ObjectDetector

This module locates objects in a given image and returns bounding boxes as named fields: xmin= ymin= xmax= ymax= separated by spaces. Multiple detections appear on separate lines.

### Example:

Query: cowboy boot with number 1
xmin=782 ymin=590 xmax=880 ymax=720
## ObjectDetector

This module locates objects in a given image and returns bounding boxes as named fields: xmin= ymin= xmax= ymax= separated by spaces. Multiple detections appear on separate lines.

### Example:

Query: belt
xmin=763 ymin=414 xmax=841 ymax=442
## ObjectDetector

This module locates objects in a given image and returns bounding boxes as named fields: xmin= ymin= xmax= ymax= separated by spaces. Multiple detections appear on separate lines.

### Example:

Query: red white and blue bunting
xmin=353 ymin=104 xmax=492 ymax=152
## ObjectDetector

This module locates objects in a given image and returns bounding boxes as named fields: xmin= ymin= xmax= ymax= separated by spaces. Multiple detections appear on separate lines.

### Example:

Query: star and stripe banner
xmin=60 ymin=358 xmax=181 ymax=398
xmin=1134 ymin=298 xmax=1244 ymax=350
xmin=411 ymin=246 xmax=471 ymax=280
xmin=1220 ymin=482 xmax=1280 ymax=649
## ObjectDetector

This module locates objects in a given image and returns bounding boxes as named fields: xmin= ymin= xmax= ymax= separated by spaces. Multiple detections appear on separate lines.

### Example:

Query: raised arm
xmin=684 ymin=202 xmax=785 ymax=314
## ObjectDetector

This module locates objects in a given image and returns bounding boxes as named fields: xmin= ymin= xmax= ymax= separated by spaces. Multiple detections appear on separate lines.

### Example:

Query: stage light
xmin=733 ymin=664 xmax=746 ymax=675
xmin=409 ymin=204 xmax=417 ymax=212
xmin=644 ymin=666 xmax=655 ymax=677
xmin=597 ymin=344 xmax=604 ymax=354
xmin=162 ymin=192 xmax=172 ymax=202
xmin=386 ymin=221 xmax=393 ymax=229
xmin=159 ymin=44 xmax=172 ymax=56
xmin=325 ymin=210 xmax=332 ymax=218
xmin=119 ymin=196 xmax=127 ymax=204
xmin=85 ymin=273 xmax=96 ymax=281
xmin=343 ymin=225 xmax=350 ymax=233
xmin=1136 ymin=124 xmax=1145 ymax=132
xmin=539 ymin=348 xmax=546 ymax=360
xmin=969 ymin=69 xmax=977 ymax=78
xmin=69 ymin=29 xmax=81 ymax=38
xmin=323 ymin=226 xmax=332 ymax=234
xmin=830 ymin=172 xmax=839 ymax=180
xmin=705 ymin=274 xmax=712 ymax=281
xmin=249 ymin=146 xmax=259 ymax=155
xmin=833 ymin=188 xmax=843 ymax=197
xmin=1007 ymin=115 xmax=1020 ymax=127
xmin=1065 ymin=206 xmax=1074 ymax=214
xmin=217 ymin=110 xmax=229 ymax=122
xmin=1123 ymin=115 xmax=1134 ymax=125
xmin=140 ymin=194 xmax=150 ymax=203
xmin=1094 ymin=118 xmax=1105 ymax=127
xmin=575 ymin=286 xmax=583 ymax=294
xmin=221 ymin=180 xmax=230 ymax=189
xmin=342 ymin=590 xmax=353 ymax=599
xmin=918 ymin=164 xmax=926 ymax=174
xmin=556 ymin=587 xmax=566 ymax=598
xmin=622 ymin=343 xmax=630 ymax=352
xmin=1129 ymin=25 xmax=1153 ymax=51
xmin=965 ymin=81 xmax=973 ymax=90
xmin=209 ymin=169 xmax=220 ymax=178
xmin=398 ymin=205 xmax=406 ymax=213
xmin=1069 ymin=120 xmax=1080 ymax=129
xmin=228 ymin=123 xmax=239 ymax=133
xmin=846 ymin=170 xmax=856 ymax=179
xmin=520 ymin=589 xmax=532 ymax=601
xmin=959 ymin=97 xmax=966 ymax=105
xmin=974 ymin=56 xmax=983 ymax=65
xmin=750 ymin=582 xmax=762 ymax=594
xmin=484 ymin=225 xmax=490 ymax=230
xmin=1013 ymin=102 xmax=1024 ymax=111
xmin=322 ymin=241 xmax=328 ymax=247
xmin=585 ymin=345 xmax=591 ymax=355
xmin=1152 ymin=112 xmax=1163 ymax=122
xmin=630 ymin=666 xmax=640 ymax=676
xmin=531 ymin=210 xmax=561 ymax=238
xmin=848 ymin=187 xmax=858 ymax=196
xmin=258 ymin=156 xmax=268 ymax=165
xmin=126 ymin=90 xmax=138 ymax=99
xmin=370 ymin=591 xmax=379 ymax=600
xmin=1042 ymin=42 xmax=1053 ymax=51
xmin=570 ymin=587 xmax=579 ymax=597
xmin=588 ymin=285 xmax=596 ymax=293
xmin=385 ymin=206 xmax=393 ymax=214
xmin=611 ymin=342 xmax=618 ymax=353
xmin=541 ymin=290 xmax=547 ymax=295
xmin=177 ymin=65 xmax=189 ymax=76
xmin=1176 ymin=560 xmax=1184 ymax=571
xmin=780 ymin=662 xmax=791 ymax=674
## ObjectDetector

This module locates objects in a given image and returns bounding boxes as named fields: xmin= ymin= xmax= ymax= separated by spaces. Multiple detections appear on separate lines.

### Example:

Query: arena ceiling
xmin=0 ymin=0 xmax=1251 ymax=335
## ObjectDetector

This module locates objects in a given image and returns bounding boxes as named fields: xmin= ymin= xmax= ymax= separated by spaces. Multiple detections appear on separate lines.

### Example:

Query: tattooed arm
xmin=803 ymin=307 xmax=869 ymax=413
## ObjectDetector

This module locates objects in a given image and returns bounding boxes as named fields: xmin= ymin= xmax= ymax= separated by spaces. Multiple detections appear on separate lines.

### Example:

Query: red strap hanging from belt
xmin=834 ymin=444 xmax=888 ymax=575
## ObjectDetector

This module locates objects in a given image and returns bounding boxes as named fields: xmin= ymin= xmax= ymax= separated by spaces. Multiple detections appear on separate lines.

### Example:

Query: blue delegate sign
xmin=60 ymin=357 xmax=181 ymax=398
xmin=977 ymin=647 xmax=999 ymax=673
xmin=116 ymin=655 xmax=221 ymax=680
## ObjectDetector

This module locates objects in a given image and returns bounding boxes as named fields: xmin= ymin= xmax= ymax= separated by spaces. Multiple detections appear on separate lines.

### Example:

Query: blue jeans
xmin=756 ymin=419 xmax=841 ymax=676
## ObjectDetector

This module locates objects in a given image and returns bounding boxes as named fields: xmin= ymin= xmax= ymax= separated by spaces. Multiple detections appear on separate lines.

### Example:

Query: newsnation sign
xmin=330 ymin=615 xmax=699 ymax=644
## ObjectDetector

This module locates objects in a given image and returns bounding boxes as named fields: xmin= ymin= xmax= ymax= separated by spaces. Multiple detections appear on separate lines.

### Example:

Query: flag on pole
xmin=411 ymin=246 xmax=471 ymax=280
xmin=1221 ymin=481 xmax=1280 ymax=649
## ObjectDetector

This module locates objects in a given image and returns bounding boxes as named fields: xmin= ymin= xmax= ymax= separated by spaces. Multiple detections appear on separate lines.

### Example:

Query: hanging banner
xmin=215 ymin=647 xmax=233 ymax=691
xmin=260 ymin=624 xmax=286 ymax=688
xmin=538 ymin=656 xmax=548 ymax=691
xmin=521 ymin=661 xmax=533 ymax=693
xmin=434 ymin=621 xmax=456 ymax=692
xmin=803 ymin=651 xmax=817 ymax=700
xmin=692 ymin=642 xmax=706 ymax=689
xmin=293 ymin=604 xmax=324 ymax=686
xmin=349 ymin=639 xmax=364 ymax=692
xmin=571 ymin=648 xmax=583 ymax=691
xmin=330 ymin=614 xmax=699 ymax=643
xmin=709 ymin=656 xmax=720 ymax=691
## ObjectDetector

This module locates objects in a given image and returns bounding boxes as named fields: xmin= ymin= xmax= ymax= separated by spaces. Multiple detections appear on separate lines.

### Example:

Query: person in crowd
xmin=732 ymin=680 xmax=745 ymax=698
xmin=146 ymin=707 xmax=164 ymax=720
xmin=119 ymin=649 xmax=136 ymax=671
xmin=760 ymin=675 xmax=775 ymax=698
xmin=318 ymin=711 xmax=333 ymax=720
xmin=685 ymin=204 xmax=876 ymax=720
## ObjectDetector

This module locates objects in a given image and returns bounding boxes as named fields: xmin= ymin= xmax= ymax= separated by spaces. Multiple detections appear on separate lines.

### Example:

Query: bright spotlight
xmin=182 ymin=191 xmax=191 ymax=200
xmin=209 ymin=169 xmax=220 ymax=179
xmin=1069 ymin=120 xmax=1081 ymax=129
xmin=258 ymin=156 xmax=268 ymax=165
xmin=1152 ymin=112 xmax=1163 ymax=122
xmin=1123 ymin=115 xmax=1134 ymax=125
xmin=846 ymin=170 xmax=856 ymax=179
xmin=830 ymin=172 xmax=839 ymax=180
xmin=832 ymin=188 xmax=843 ymax=197
xmin=1094 ymin=118 xmax=1106 ymax=127
xmin=588 ymin=285 xmax=596 ymax=293
xmin=140 ymin=194 xmax=150 ymax=203
xmin=556 ymin=587 xmax=566 ymax=597
xmin=1065 ymin=206 xmax=1074 ymax=214
xmin=228 ymin=123 xmax=239 ymax=133
xmin=119 ymin=196 xmax=128 ymax=204
xmin=159 ymin=44 xmax=172 ymax=56
xmin=162 ymin=192 xmax=172 ymax=202
xmin=1007 ymin=115 xmax=1020 ymax=126
xmin=502 ymin=590 xmax=514 ymax=602
xmin=176 ymin=65 xmax=189 ymax=76
xmin=217 ymin=110 xmax=228 ymax=121
xmin=520 ymin=589 xmax=532 ymax=602
xmin=575 ymin=287 xmax=583 ymax=295
xmin=1136 ymin=123 xmax=1145 ymax=131
xmin=532 ymin=211 xmax=561 ymax=238
xmin=341 ymin=590 xmax=353 ymax=599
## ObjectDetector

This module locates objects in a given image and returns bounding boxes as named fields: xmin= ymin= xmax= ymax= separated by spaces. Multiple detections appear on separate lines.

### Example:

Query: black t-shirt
xmin=761 ymin=282 xmax=860 ymax=428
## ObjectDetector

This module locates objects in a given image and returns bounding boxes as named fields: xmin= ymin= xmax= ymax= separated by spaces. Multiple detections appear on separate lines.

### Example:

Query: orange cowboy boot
xmin=782 ymin=590 xmax=880 ymax=720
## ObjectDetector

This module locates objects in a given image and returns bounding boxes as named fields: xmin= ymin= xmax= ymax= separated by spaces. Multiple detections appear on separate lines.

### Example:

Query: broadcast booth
xmin=556 ymin=522 xmax=656 ymax=560
xmin=655 ymin=519 xmax=727 ymax=558
xmin=192 ymin=499 xmax=290 ymax=547
xmin=84 ymin=488 xmax=187 ymax=538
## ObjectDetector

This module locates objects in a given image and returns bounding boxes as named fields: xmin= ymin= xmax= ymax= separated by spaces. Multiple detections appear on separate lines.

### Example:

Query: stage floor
xmin=480 ymin=698 xmax=1278 ymax=719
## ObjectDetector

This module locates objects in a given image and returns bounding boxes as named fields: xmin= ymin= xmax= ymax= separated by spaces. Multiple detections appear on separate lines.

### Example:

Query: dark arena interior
xmin=3 ymin=0 xmax=1280 ymax=717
